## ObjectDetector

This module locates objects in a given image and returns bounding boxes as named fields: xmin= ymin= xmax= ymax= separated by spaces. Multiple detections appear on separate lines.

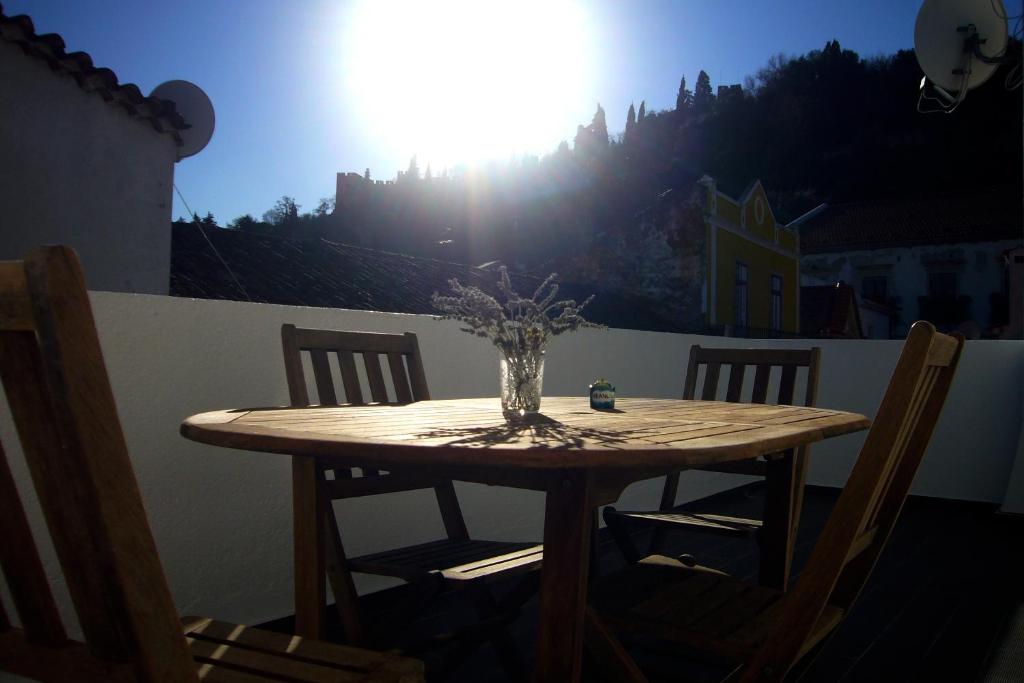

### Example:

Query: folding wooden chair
xmin=603 ymin=346 xmax=821 ymax=589
xmin=0 ymin=246 xmax=423 ymax=682
xmin=587 ymin=322 xmax=964 ymax=683
xmin=281 ymin=324 xmax=542 ymax=668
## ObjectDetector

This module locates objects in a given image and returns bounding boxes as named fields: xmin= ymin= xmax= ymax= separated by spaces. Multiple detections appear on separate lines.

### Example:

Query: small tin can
xmin=589 ymin=378 xmax=616 ymax=410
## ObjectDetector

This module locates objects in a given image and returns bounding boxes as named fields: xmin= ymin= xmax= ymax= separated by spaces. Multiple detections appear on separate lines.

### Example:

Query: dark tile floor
xmin=261 ymin=483 xmax=1024 ymax=682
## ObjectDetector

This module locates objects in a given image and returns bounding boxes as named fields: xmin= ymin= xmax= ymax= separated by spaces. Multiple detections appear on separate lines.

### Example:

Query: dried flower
xmin=431 ymin=267 xmax=603 ymax=357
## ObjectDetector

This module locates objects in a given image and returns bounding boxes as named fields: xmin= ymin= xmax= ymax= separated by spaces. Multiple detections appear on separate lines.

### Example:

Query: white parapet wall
xmin=2 ymin=291 xmax=1023 ymax=631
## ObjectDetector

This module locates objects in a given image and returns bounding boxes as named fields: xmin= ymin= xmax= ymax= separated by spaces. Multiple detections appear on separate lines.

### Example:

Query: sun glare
xmin=342 ymin=0 xmax=594 ymax=172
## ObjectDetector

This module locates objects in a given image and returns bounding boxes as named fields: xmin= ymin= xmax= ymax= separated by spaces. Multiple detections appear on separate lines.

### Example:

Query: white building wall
xmin=803 ymin=240 xmax=1018 ymax=337
xmin=859 ymin=304 xmax=891 ymax=339
xmin=2 ymin=293 xmax=1022 ymax=633
xmin=0 ymin=41 xmax=178 ymax=294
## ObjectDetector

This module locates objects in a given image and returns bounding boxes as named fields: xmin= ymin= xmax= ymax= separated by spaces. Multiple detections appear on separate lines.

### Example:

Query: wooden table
xmin=182 ymin=397 xmax=869 ymax=683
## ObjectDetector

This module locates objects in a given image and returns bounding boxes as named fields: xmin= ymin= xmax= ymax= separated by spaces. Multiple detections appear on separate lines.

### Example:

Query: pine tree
xmin=406 ymin=155 xmax=420 ymax=180
xmin=424 ymin=164 xmax=433 ymax=181
xmin=694 ymin=70 xmax=714 ymax=115
xmin=591 ymin=103 xmax=608 ymax=146
xmin=675 ymin=75 xmax=691 ymax=113
xmin=637 ymin=100 xmax=646 ymax=124
xmin=625 ymin=102 xmax=636 ymax=140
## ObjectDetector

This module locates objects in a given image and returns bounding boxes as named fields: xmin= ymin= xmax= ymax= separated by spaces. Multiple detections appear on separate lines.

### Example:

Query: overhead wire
xmin=173 ymin=183 xmax=252 ymax=302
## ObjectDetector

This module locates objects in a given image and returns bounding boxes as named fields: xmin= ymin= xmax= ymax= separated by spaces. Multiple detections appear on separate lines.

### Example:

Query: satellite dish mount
xmin=914 ymin=0 xmax=1015 ymax=113
xmin=150 ymin=80 xmax=215 ymax=159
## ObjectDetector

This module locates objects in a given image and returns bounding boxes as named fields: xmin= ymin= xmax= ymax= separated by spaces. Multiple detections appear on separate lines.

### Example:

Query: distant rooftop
xmin=793 ymin=186 xmax=1022 ymax=254
xmin=800 ymin=283 xmax=863 ymax=339
xmin=170 ymin=224 xmax=687 ymax=334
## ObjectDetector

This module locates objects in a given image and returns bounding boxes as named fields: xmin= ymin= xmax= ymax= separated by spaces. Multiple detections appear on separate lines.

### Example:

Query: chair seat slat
xmin=184 ymin=618 xmax=421 ymax=677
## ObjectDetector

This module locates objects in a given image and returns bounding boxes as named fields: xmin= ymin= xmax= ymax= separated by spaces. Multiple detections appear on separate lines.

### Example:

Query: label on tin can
xmin=590 ymin=379 xmax=616 ymax=410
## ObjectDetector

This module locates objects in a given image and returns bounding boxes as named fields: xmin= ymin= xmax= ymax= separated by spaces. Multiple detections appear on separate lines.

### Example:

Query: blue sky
xmin=5 ymin=1 xmax=993 ymax=223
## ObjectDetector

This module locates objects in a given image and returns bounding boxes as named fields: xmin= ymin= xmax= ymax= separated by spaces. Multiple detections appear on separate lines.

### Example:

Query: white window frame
xmin=770 ymin=274 xmax=783 ymax=331
xmin=735 ymin=262 xmax=749 ymax=327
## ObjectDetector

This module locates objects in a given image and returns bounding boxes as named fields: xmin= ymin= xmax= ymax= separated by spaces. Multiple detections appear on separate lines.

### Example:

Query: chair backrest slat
xmin=700 ymin=362 xmax=722 ymax=400
xmin=751 ymin=364 xmax=772 ymax=404
xmin=337 ymin=350 xmax=364 ymax=404
xmin=682 ymin=346 xmax=701 ymax=399
xmin=281 ymin=327 xmax=310 ymax=406
xmin=725 ymin=363 xmax=746 ymax=402
xmin=310 ymin=349 xmax=338 ymax=405
xmin=739 ymin=322 xmax=963 ymax=683
xmin=404 ymin=333 xmax=431 ymax=401
xmin=777 ymin=365 xmax=797 ymax=405
xmin=0 ymin=247 xmax=197 ymax=682
xmin=387 ymin=352 xmax=413 ymax=404
xmin=363 ymin=352 xmax=389 ymax=403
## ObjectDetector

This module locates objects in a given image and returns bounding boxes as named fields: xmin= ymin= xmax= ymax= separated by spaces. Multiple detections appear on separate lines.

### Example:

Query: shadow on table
xmin=414 ymin=413 xmax=633 ymax=449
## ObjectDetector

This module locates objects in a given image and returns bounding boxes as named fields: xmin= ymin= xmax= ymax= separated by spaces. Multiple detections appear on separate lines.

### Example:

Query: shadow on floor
xmin=260 ymin=483 xmax=1024 ymax=682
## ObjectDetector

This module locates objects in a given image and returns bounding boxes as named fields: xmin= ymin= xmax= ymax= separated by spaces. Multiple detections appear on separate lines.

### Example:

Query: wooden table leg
xmin=535 ymin=470 xmax=594 ymax=683
xmin=293 ymin=455 xmax=325 ymax=638
xmin=759 ymin=450 xmax=802 ymax=591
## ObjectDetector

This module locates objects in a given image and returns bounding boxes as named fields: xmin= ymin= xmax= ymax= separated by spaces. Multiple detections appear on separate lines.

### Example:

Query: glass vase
xmin=499 ymin=350 xmax=545 ymax=417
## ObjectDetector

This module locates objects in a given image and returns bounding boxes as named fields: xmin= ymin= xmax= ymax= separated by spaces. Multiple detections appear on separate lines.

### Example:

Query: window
xmin=928 ymin=272 xmax=958 ymax=299
xmin=861 ymin=275 xmax=887 ymax=303
xmin=770 ymin=274 xmax=783 ymax=331
xmin=734 ymin=262 xmax=748 ymax=327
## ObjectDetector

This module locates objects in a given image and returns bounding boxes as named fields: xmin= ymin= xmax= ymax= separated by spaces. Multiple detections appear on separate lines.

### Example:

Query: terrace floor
xmin=261 ymin=483 xmax=1024 ymax=682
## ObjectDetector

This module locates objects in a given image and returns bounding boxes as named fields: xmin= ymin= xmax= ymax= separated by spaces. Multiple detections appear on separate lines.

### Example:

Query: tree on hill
xmin=405 ymin=155 xmax=420 ymax=181
xmin=574 ymin=103 xmax=610 ymax=164
xmin=693 ymin=70 xmax=714 ymax=116
xmin=675 ymin=75 xmax=691 ymax=114
xmin=192 ymin=212 xmax=218 ymax=228
xmin=313 ymin=197 xmax=335 ymax=217
xmin=591 ymin=103 xmax=609 ymax=145
xmin=263 ymin=196 xmax=300 ymax=225
xmin=227 ymin=214 xmax=265 ymax=231
xmin=624 ymin=102 xmax=637 ymax=142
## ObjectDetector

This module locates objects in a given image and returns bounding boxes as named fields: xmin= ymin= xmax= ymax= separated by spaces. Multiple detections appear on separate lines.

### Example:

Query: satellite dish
xmin=150 ymin=80 xmax=215 ymax=160
xmin=914 ymin=0 xmax=1008 ymax=105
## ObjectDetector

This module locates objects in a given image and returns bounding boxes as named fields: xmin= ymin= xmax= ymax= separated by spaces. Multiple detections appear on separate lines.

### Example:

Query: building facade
xmin=700 ymin=177 xmax=801 ymax=334
xmin=562 ymin=176 xmax=800 ymax=336
xmin=0 ymin=10 xmax=190 ymax=294
xmin=793 ymin=189 xmax=1021 ymax=338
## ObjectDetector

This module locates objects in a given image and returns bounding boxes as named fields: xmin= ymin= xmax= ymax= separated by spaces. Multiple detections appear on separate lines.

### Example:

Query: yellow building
xmin=699 ymin=176 xmax=800 ymax=333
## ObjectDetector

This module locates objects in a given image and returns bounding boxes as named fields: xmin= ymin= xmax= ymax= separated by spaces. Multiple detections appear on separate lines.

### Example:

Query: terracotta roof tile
xmin=796 ymin=187 xmax=1022 ymax=254
xmin=0 ymin=3 xmax=187 ymax=139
